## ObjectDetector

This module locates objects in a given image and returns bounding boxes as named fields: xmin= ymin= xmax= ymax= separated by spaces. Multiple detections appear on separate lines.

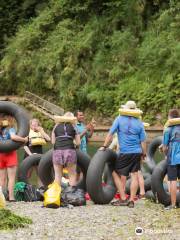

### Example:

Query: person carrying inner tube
xmin=51 ymin=112 xmax=80 ymax=186
xmin=109 ymin=133 xmax=146 ymax=199
xmin=100 ymin=101 xmax=147 ymax=208
xmin=162 ymin=109 xmax=180 ymax=210
xmin=0 ymin=115 xmax=28 ymax=201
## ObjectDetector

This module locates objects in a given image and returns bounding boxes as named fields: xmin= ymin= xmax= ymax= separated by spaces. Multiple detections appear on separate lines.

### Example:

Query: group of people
xmin=100 ymin=102 xmax=180 ymax=209
xmin=0 ymin=102 xmax=179 ymax=210
xmin=0 ymin=110 xmax=94 ymax=201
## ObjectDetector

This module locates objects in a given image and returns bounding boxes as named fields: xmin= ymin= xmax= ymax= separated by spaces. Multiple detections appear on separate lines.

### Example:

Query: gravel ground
xmin=0 ymin=199 xmax=179 ymax=240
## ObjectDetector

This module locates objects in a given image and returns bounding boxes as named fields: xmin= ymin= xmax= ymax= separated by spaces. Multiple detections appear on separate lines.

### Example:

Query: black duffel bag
xmin=61 ymin=186 xmax=86 ymax=206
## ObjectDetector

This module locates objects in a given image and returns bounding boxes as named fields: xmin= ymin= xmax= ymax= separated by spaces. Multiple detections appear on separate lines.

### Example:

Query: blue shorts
xmin=167 ymin=165 xmax=180 ymax=181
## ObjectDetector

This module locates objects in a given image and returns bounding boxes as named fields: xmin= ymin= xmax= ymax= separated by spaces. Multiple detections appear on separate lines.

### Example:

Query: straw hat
xmin=119 ymin=100 xmax=143 ymax=117
xmin=121 ymin=100 xmax=138 ymax=110
xmin=54 ymin=112 xmax=77 ymax=124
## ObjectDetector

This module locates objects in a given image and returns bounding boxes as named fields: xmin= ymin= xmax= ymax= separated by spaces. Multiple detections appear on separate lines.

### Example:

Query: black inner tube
xmin=151 ymin=159 xmax=180 ymax=206
xmin=146 ymin=136 xmax=163 ymax=173
xmin=0 ymin=101 xmax=29 ymax=152
xmin=38 ymin=149 xmax=90 ymax=191
xmin=18 ymin=154 xmax=42 ymax=183
xmin=86 ymin=149 xmax=117 ymax=204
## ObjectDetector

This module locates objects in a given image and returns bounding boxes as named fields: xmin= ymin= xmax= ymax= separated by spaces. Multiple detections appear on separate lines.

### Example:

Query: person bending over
xmin=51 ymin=112 xmax=80 ymax=186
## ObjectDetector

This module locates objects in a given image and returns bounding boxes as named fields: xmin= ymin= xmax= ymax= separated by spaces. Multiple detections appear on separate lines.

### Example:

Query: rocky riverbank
xmin=0 ymin=199 xmax=179 ymax=240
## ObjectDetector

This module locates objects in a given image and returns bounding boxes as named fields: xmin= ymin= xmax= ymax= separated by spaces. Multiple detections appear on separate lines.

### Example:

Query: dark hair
xmin=74 ymin=110 xmax=83 ymax=117
xmin=168 ymin=109 xmax=179 ymax=118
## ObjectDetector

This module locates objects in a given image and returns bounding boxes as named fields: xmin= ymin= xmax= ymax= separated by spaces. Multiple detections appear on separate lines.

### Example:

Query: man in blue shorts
xmin=162 ymin=109 xmax=180 ymax=210
xmin=100 ymin=101 xmax=147 ymax=208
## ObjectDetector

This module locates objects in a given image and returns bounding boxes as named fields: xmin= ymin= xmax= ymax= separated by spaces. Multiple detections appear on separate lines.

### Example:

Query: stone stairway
xmin=0 ymin=92 xmax=64 ymax=120
xmin=24 ymin=91 xmax=64 ymax=119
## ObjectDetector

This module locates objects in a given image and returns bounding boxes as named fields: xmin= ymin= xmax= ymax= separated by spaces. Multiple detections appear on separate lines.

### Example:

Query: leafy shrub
xmin=0 ymin=209 xmax=32 ymax=230
xmin=1 ymin=0 xmax=179 ymax=124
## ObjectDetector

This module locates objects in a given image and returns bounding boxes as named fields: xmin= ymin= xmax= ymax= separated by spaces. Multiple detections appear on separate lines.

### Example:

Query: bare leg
xmin=76 ymin=166 xmax=82 ymax=183
xmin=138 ymin=171 xmax=145 ymax=195
xmin=53 ymin=164 xmax=63 ymax=185
xmin=121 ymin=175 xmax=127 ymax=191
xmin=129 ymin=172 xmax=139 ymax=202
xmin=67 ymin=163 xmax=77 ymax=187
xmin=112 ymin=171 xmax=126 ymax=200
xmin=0 ymin=169 xmax=7 ymax=190
xmin=167 ymin=181 xmax=171 ymax=193
xmin=7 ymin=166 xmax=17 ymax=200
xmin=170 ymin=181 xmax=177 ymax=206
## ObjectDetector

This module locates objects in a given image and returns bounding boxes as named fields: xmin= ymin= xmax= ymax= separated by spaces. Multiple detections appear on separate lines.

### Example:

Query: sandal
xmin=127 ymin=201 xmax=134 ymax=208
xmin=139 ymin=194 xmax=146 ymax=200
xmin=111 ymin=199 xmax=128 ymax=206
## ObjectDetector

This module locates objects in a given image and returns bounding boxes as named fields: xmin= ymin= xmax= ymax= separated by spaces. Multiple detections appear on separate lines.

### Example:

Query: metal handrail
xmin=25 ymin=91 xmax=64 ymax=116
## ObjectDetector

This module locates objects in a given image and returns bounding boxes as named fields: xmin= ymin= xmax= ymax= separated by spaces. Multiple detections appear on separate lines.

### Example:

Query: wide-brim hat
xmin=54 ymin=114 xmax=77 ymax=124
xmin=121 ymin=100 xmax=139 ymax=110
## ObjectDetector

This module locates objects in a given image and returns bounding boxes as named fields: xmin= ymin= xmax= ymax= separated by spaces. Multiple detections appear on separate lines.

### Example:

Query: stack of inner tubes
xmin=86 ymin=135 xmax=166 ymax=204
xmin=38 ymin=149 xmax=90 ymax=191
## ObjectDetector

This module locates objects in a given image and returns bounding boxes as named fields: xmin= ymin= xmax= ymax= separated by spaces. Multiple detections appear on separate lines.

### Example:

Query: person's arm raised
xmin=37 ymin=127 xmax=51 ymax=142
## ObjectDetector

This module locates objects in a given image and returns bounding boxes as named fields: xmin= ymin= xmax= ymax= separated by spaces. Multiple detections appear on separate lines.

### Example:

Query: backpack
xmin=61 ymin=186 xmax=86 ymax=207
xmin=167 ymin=125 xmax=180 ymax=165
xmin=14 ymin=182 xmax=42 ymax=202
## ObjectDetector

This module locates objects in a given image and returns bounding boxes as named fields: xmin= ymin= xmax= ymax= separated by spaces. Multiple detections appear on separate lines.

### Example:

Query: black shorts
xmin=167 ymin=165 xmax=180 ymax=181
xmin=115 ymin=153 xmax=141 ymax=177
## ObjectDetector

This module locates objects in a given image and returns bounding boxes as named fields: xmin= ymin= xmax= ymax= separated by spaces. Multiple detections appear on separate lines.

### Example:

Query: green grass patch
xmin=0 ymin=209 xmax=32 ymax=230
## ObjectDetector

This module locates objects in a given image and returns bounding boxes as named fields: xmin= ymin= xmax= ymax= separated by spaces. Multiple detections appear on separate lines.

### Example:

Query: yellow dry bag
xmin=43 ymin=182 xmax=61 ymax=208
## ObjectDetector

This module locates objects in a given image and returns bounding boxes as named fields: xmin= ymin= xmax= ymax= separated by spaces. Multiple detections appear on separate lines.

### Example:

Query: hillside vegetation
xmin=0 ymin=0 xmax=180 ymax=123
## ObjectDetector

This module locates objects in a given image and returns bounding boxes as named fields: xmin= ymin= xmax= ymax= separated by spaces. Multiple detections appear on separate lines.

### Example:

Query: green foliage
xmin=0 ymin=0 xmax=48 ymax=58
xmin=31 ymin=111 xmax=54 ymax=131
xmin=0 ymin=0 xmax=180 ymax=124
xmin=0 ymin=209 xmax=32 ymax=230
xmin=17 ymin=100 xmax=54 ymax=131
